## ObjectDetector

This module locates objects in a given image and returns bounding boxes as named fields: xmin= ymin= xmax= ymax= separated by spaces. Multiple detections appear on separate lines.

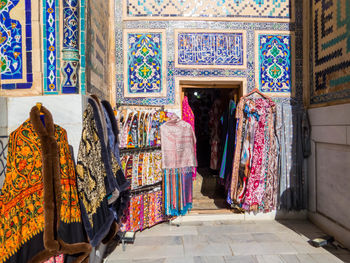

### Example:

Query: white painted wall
xmin=308 ymin=103 xmax=350 ymax=248
xmin=0 ymin=95 xmax=85 ymax=161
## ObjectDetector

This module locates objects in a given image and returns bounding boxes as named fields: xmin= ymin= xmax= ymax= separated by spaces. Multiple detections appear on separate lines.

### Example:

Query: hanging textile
xmin=218 ymin=100 xmax=237 ymax=191
xmin=228 ymin=95 xmax=278 ymax=213
xmin=120 ymin=190 xmax=163 ymax=232
xmin=118 ymin=109 xmax=172 ymax=149
xmin=163 ymin=168 xmax=193 ymax=216
xmin=182 ymin=96 xmax=197 ymax=179
xmin=0 ymin=106 xmax=90 ymax=263
xmin=276 ymin=103 xmax=309 ymax=210
xmin=44 ymin=255 xmax=64 ymax=263
xmin=120 ymin=151 xmax=163 ymax=190
xmin=76 ymin=96 xmax=129 ymax=247
xmin=161 ymin=116 xmax=197 ymax=216
xmin=208 ymin=99 xmax=222 ymax=171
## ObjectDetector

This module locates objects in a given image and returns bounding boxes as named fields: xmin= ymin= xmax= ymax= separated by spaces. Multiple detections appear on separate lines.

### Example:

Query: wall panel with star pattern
xmin=123 ymin=29 xmax=166 ymax=98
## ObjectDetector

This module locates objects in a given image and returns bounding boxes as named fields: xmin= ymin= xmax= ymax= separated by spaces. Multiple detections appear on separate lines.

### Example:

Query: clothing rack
xmin=130 ymin=181 xmax=162 ymax=195
xmin=116 ymin=103 xmax=165 ymax=111
xmin=119 ymin=146 xmax=161 ymax=154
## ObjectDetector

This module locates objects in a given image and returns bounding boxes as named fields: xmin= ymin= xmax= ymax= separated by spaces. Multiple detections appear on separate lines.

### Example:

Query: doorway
xmin=180 ymin=80 xmax=243 ymax=213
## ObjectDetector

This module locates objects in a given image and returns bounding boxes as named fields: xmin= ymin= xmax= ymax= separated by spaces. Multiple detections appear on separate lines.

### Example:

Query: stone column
xmin=61 ymin=0 xmax=79 ymax=94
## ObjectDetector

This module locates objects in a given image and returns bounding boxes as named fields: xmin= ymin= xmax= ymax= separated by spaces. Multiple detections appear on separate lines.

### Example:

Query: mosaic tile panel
xmin=124 ymin=0 xmax=292 ymax=21
xmin=63 ymin=0 xmax=79 ymax=50
xmin=0 ymin=0 xmax=32 ymax=90
xmin=175 ymin=31 xmax=245 ymax=69
xmin=124 ymin=30 xmax=166 ymax=97
xmin=80 ymin=0 xmax=86 ymax=94
xmin=43 ymin=0 xmax=59 ymax=94
xmin=310 ymin=0 xmax=350 ymax=104
xmin=116 ymin=15 xmax=303 ymax=106
xmin=62 ymin=0 xmax=80 ymax=94
xmin=257 ymin=33 xmax=292 ymax=94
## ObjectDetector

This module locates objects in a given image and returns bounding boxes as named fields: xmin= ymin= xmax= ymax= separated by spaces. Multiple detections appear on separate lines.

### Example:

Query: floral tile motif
xmin=0 ymin=0 xmax=32 ymax=90
xmin=257 ymin=33 xmax=292 ymax=94
xmin=124 ymin=30 xmax=166 ymax=97
xmin=175 ymin=31 xmax=246 ymax=69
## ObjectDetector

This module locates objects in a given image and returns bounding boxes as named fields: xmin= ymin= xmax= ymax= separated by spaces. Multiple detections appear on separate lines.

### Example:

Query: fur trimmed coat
xmin=0 ymin=106 xmax=91 ymax=263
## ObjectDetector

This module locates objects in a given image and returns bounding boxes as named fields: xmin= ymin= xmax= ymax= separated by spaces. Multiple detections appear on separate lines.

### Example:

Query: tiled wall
xmin=116 ymin=0 xmax=303 ymax=107
xmin=0 ymin=0 xmax=40 ymax=95
xmin=0 ymin=0 xmax=86 ymax=96
xmin=309 ymin=0 xmax=350 ymax=105
xmin=123 ymin=0 xmax=293 ymax=21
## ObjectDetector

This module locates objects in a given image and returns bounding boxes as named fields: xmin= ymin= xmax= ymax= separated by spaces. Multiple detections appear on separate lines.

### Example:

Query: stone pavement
xmin=107 ymin=219 xmax=350 ymax=263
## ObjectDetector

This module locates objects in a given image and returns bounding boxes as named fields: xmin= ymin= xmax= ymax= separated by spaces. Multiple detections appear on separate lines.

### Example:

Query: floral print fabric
xmin=120 ymin=191 xmax=164 ymax=232
xmin=228 ymin=97 xmax=278 ymax=213
xmin=120 ymin=151 xmax=163 ymax=190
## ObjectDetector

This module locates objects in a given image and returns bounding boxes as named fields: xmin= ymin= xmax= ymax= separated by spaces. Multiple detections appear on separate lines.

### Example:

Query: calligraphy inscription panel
xmin=175 ymin=31 xmax=246 ymax=69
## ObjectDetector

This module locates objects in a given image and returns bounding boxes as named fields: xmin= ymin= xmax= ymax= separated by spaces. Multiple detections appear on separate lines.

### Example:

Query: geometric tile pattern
xmin=43 ymin=0 xmax=60 ymax=94
xmin=62 ymin=0 xmax=80 ymax=94
xmin=124 ymin=0 xmax=291 ymax=20
xmin=0 ymin=0 xmax=33 ymax=89
xmin=124 ymin=31 xmax=166 ymax=97
xmin=310 ymin=0 xmax=350 ymax=104
xmin=258 ymin=34 xmax=291 ymax=93
xmin=176 ymin=32 xmax=245 ymax=68
xmin=80 ymin=0 xmax=86 ymax=94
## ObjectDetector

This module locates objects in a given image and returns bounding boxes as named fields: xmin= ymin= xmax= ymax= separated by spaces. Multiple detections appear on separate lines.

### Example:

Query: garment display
xmin=276 ymin=103 xmax=309 ymax=210
xmin=163 ymin=168 xmax=193 ymax=216
xmin=161 ymin=116 xmax=197 ymax=216
xmin=118 ymin=109 xmax=172 ymax=149
xmin=120 ymin=150 xmax=162 ymax=190
xmin=160 ymin=116 xmax=197 ymax=169
xmin=218 ymin=100 xmax=237 ymax=191
xmin=208 ymin=99 xmax=223 ymax=171
xmin=0 ymin=106 xmax=91 ymax=263
xmin=228 ymin=92 xmax=278 ymax=213
xmin=76 ymin=96 xmax=129 ymax=247
xmin=182 ymin=96 xmax=197 ymax=179
xmin=120 ymin=190 xmax=163 ymax=232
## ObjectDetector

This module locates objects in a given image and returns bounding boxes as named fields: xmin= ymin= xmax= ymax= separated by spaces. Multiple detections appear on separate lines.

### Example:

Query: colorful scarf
xmin=182 ymin=96 xmax=197 ymax=179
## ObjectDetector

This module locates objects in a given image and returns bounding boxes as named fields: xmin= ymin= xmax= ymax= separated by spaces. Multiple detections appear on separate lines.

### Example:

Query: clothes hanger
xmin=244 ymin=88 xmax=274 ymax=103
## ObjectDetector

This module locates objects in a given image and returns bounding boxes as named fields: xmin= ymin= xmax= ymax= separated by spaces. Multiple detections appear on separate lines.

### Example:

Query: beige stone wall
xmin=308 ymin=104 xmax=350 ymax=248
xmin=85 ymin=0 xmax=116 ymax=103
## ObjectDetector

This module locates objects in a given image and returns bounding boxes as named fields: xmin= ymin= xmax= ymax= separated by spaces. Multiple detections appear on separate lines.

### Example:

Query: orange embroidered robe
xmin=0 ymin=106 xmax=91 ymax=263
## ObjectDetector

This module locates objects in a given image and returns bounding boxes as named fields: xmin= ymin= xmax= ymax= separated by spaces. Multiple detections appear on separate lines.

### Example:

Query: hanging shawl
xmin=101 ymin=100 xmax=130 ymax=220
xmin=0 ymin=106 xmax=91 ymax=263
xmin=182 ymin=96 xmax=197 ymax=179
xmin=76 ymin=97 xmax=124 ymax=247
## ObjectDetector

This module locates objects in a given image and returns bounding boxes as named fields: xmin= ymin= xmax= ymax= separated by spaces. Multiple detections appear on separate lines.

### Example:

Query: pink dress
xmin=182 ymin=96 xmax=197 ymax=179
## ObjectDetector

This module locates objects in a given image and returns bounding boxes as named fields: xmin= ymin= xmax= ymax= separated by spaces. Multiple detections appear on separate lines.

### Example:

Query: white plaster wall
xmin=308 ymin=103 xmax=350 ymax=248
xmin=0 ymin=95 xmax=85 ymax=161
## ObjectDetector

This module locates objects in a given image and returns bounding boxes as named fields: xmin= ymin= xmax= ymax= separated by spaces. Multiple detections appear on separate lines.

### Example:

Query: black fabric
xmin=4 ymin=233 xmax=45 ymax=263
